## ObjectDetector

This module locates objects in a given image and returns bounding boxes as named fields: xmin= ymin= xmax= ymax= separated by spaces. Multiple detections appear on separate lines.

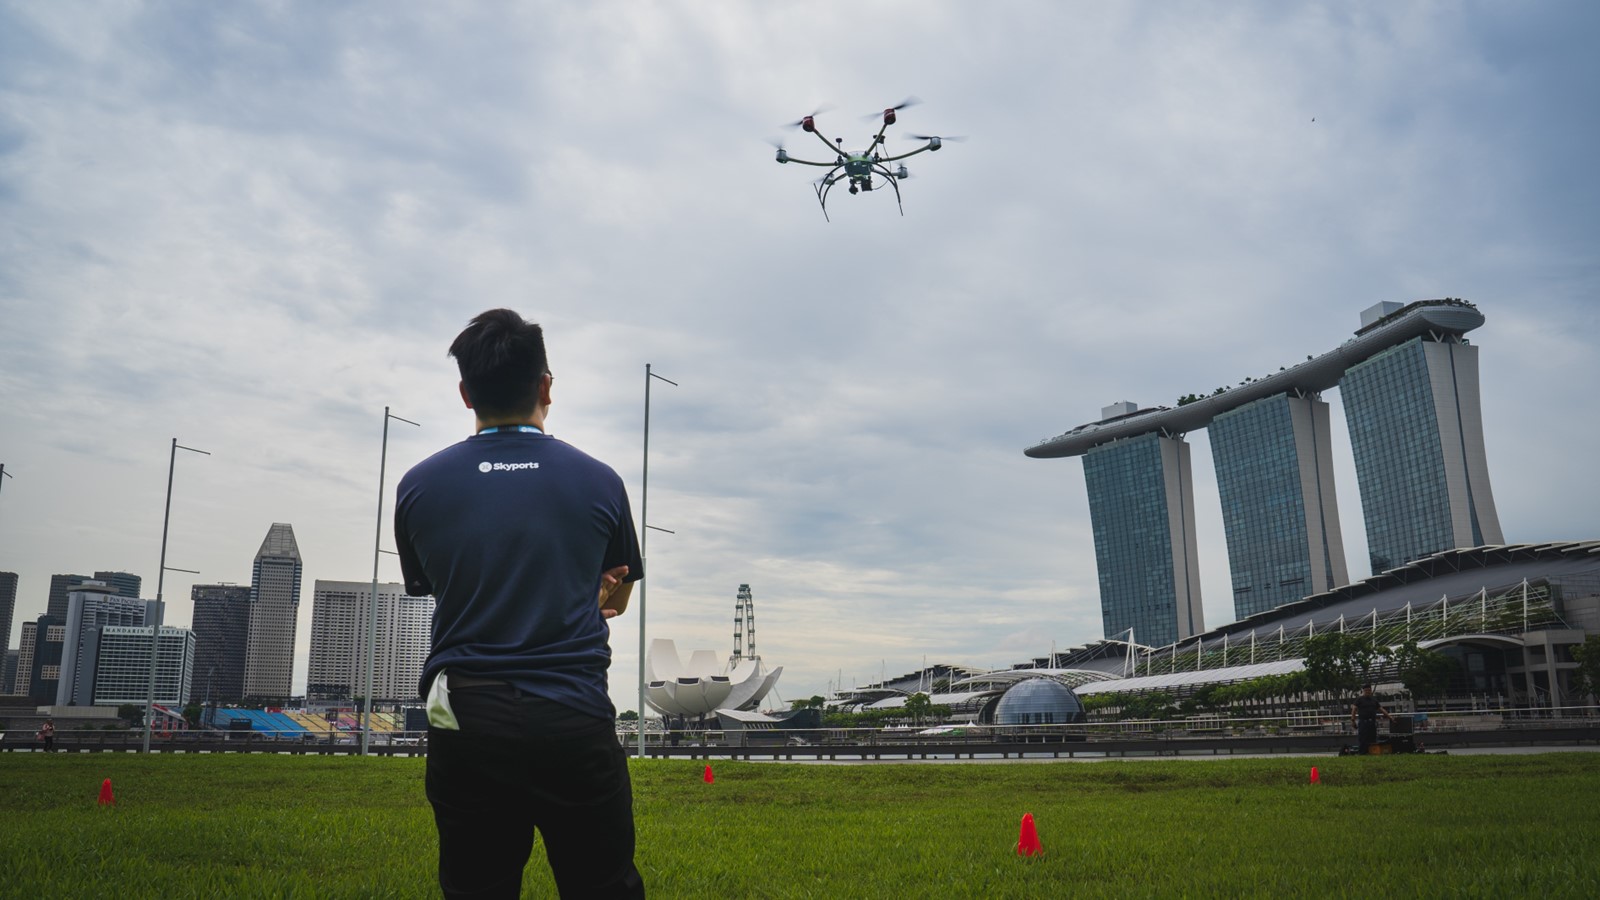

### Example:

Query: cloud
xmin=1 ymin=2 xmax=1596 ymax=711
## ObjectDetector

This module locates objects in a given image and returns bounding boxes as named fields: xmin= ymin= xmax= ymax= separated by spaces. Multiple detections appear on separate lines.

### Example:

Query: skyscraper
xmin=1209 ymin=393 xmax=1349 ymax=618
xmin=15 ymin=615 xmax=64 ymax=701
xmin=91 ymin=625 xmax=195 ymax=706
xmin=1081 ymin=428 xmax=1204 ymax=647
xmin=244 ymin=523 xmax=302 ymax=702
xmin=92 ymin=571 xmax=143 ymax=600
xmin=46 ymin=574 xmax=92 ymax=619
xmin=1340 ymin=336 xmax=1503 ymax=573
xmin=56 ymin=584 xmax=156 ymax=707
xmin=0 ymin=570 xmax=17 ymax=657
xmin=191 ymin=584 xmax=251 ymax=704
xmin=1026 ymin=298 xmax=1500 ymax=646
xmin=308 ymin=580 xmax=435 ymax=702
xmin=3 ymin=649 xmax=17 ymax=695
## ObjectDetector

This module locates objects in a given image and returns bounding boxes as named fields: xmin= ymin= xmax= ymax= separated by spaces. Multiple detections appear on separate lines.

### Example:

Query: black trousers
xmin=1357 ymin=718 xmax=1378 ymax=752
xmin=427 ymin=685 xmax=644 ymax=899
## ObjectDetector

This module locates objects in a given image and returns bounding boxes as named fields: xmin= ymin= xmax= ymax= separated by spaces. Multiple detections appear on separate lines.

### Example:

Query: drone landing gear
xmin=812 ymin=167 xmax=905 ymax=222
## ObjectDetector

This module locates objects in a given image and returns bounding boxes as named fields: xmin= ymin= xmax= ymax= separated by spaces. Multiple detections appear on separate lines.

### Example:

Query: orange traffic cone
xmin=98 ymin=778 xmax=115 ymax=806
xmin=1016 ymin=813 xmax=1042 ymax=857
xmin=1309 ymin=766 xmax=1321 ymax=784
xmin=703 ymin=764 xmax=714 ymax=784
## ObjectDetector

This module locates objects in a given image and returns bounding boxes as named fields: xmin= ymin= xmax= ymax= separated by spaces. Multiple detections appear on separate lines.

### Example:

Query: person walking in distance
xmin=39 ymin=719 xmax=55 ymax=752
xmin=396 ymin=309 xmax=646 ymax=898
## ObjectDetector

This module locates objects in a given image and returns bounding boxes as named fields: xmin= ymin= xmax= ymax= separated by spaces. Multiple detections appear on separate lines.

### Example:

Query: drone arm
xmin=868 ymin=122 xmax=891 ymax=153
xmin=808 ymin=127 xmax=845 ymax=159
xmin=781 ymin=156 xmax=841 ymax=167
xmin=877 ymin=143 xmax=936 ymax=163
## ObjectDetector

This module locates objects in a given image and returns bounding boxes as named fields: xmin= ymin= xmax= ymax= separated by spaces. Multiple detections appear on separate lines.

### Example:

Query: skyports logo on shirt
xmin=478 ymin=461 xmax=541 ymax=473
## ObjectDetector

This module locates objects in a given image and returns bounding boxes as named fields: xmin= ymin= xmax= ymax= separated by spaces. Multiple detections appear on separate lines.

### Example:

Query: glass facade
xmin=0 ymin=571 xmax=16 ymax=671
xmin=192 ymin=584 xmax=251 ymax=704
xmin=1340 ymin=337 xmax=1500 ymax=573
xmin=1083 ymin=433 xmax=1202 ymax=647
xmin=1210 ymin=394 xmax=1347 ymax=619
xmin=993 ymin=678 xmax=1085 ymax=725
xmin=244 ymin=523 xmax=302 ymax=702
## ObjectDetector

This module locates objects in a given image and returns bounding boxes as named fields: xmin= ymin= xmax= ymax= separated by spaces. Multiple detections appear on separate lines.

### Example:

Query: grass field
xmin=2 ymin=752 xmax=1598 ymax=897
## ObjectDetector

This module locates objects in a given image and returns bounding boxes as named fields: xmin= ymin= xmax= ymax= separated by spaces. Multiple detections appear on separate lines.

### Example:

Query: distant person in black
xmin=1349 ymin=684 xmax=1392 ymax=754
xmin=396 ymin=309 xmax=645 ymax=899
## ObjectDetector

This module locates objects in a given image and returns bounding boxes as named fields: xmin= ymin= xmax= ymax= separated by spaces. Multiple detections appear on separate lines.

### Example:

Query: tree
xmin=902 ymin=692 xmax=933 ymax=726
xmin=182 ymin=703 xmax=202 ymax=726
xmin=117 ymin=704 xmax=144 ymax=726
xmin=1303 ymin=633 xmax=1380 ymax=698
xmin=1392 ymin=640 xmax=1457 ymax=707
xmin=1570 ymin=635 xmax=1600 ymax=706
xmin=617 ymin=709 xmax=639 ymax=722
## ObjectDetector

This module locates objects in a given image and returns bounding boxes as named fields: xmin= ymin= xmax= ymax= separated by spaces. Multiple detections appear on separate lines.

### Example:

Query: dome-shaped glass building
xmin=991 ymin=677 xmax=1085 ymax=725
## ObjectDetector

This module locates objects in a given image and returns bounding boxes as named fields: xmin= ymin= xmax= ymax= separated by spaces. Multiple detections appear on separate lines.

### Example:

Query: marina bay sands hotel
xmin=1025 ymin=298 xmax=1503 ymax=648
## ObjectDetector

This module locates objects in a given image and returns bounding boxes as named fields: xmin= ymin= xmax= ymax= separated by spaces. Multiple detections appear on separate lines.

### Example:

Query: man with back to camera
xmin=395 ymin=308 xmax=646 ymax=898
xmin=1349 ymin=684 xmax=1392 ymax=754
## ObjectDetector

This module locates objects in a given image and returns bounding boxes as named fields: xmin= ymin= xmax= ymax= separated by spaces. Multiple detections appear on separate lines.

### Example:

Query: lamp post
xmin=0 ymin=461 xmax=12 ymax=518
xmin=144 ymin=439 xmax=209 ymax=753
xmin=363 ymin=406 xmax=420 ymax=756
xmin=638 ymin=364 xmax=676 ymax=758
xmin=0 ymin=464 xmax=13 ymax=537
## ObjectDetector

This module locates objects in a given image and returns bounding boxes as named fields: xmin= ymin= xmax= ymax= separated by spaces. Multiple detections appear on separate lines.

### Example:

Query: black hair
xmin=448 ymin=309 xmax=548 ymax=419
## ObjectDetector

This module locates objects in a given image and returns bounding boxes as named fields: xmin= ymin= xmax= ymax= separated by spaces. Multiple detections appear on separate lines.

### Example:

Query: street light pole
xmin=638 ymin=364 xmax=676 ymax=758
xmin=363 ymin=406 xmax=420 ymax=756
xmin=144 ymin=439 xmax=209 ymax=753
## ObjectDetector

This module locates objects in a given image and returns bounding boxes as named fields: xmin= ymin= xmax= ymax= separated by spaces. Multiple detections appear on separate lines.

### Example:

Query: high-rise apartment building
xmin=191 ymin=584 xmax=251 ymax=704
xmin=1339 ymin=336 xmax=1503 ymax=573
xmin=91 ymin=625 xmax=195 ymax=706
xmin=244 ymin=523 xmax=302 ymax=702
xmin=1081 ymin=428 xmax=1204 ymax=647
xmin=1026 ymin=299 xmax=1501 ymax=646
xmin=57 ymin=585 xmax=157 ymax=706
xmin=308 ymin=580 xmax=434 ymax=702
xmin=1209 ymin=393 xmax=1349 ymax=618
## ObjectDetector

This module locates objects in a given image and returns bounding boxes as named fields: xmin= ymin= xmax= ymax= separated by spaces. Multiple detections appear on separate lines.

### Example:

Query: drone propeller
xmin=905 ymin=133 xmax=966 ymax=142
xmin=782 ymin=105 xmax=833 ymax=129
xmin=863 ymin=96 xmax=921 ymax=120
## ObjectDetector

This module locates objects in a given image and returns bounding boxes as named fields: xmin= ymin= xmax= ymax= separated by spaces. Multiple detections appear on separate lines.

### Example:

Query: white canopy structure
xmin=644 ymin=638 xmax=782 ymax=717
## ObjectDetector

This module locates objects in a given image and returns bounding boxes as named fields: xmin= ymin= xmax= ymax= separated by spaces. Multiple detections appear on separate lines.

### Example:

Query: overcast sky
xmin=2 ymin=1 xmax=1596 ymax=711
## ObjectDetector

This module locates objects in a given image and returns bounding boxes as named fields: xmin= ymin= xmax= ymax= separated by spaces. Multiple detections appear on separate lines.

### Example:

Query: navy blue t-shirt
xmin=395 ymin=428 xmax=642 ymax=720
